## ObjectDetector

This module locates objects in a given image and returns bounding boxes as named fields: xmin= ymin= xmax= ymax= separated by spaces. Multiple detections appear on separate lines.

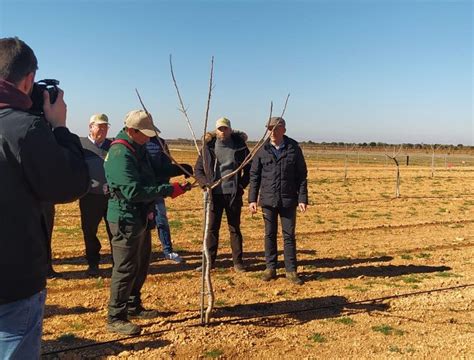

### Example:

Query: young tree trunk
xmin=200 ymin=190 xmax=214 ymax=324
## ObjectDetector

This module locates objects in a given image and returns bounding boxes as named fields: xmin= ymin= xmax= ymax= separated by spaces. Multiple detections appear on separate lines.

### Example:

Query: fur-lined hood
xmin=203 ymin=129 xmax=248 ymax=144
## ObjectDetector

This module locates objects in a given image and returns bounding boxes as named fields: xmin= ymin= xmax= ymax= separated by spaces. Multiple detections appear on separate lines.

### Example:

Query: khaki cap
xmin=89 ymin=113 xmax=109 ymax=125
xmin=216 ymin=117 xmax=231 ymax=129
xmin=266 ymin=116 xmax=286 ymax=128
xmin=124 ymin=110 xmax=160 ymax=137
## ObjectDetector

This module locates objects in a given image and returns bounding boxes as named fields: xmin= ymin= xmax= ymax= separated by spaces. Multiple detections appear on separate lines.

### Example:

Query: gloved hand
xmin=179 ymin=163 xmax=193 ymax=178
xmin=171 ymin=182 xmax=192 ymax=198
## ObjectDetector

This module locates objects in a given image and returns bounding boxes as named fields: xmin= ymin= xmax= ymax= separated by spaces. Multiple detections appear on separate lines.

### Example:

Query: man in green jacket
xmin=104 ymin=109 xmax=190 ymax=335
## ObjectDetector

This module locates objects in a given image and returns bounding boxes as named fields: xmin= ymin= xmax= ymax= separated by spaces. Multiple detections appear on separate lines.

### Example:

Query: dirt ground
xmin=41 ymin=149 xmax=473 ymax=359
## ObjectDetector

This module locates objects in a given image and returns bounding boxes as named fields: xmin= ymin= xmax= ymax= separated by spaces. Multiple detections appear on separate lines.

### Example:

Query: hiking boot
xmin=165 ymin=252 xmax=184 ymax=264
xmin=86 ymin=264 xmax=100 ymax=277
xmin=107 ymin=320 xmax=141 ymax=335
xmin=261 ymin=269 xmax=277 ymax=282
xmin=128 ymin=306 xmax=159 ymax=319
xmin=47 ymin=267 xmax=63 ymax=279
xmin=286 ymin=271 xmax=304 ymax=285
xmin=233 ymin=263 xmax=246 ymax=273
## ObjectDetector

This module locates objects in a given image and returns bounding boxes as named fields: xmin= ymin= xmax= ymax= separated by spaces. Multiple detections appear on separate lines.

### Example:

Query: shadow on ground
xmin=41 ymin=333 xmax=170 ymax=359
xmin=213 ymin=295 xmax=389 ymax=327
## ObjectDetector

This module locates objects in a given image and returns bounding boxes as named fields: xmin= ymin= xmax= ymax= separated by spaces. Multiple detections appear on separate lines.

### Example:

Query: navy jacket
xmin=248 ymin=136 xmax=308 ymax=208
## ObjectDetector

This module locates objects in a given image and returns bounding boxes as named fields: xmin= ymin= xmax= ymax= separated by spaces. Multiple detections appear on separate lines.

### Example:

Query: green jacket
xmin=104 ymin=129 xmax=179 ymax=223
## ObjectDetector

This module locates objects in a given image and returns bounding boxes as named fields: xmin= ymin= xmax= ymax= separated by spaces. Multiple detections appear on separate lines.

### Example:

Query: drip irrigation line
xmin=41 ymin=283 xmax=473 ymax=356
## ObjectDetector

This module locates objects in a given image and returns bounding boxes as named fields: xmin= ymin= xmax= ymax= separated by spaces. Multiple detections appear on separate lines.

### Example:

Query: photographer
xmin=0 ymin=37 xmax=89 ymax=358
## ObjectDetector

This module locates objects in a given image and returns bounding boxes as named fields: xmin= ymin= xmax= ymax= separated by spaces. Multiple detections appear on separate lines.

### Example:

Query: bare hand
xmin=249 ymin=202 xmax=258 ymax=214
xmin=43 ymin=88 xmax=66 ymax=128
xmin=298 ymin=203 xmax=307 ymax=213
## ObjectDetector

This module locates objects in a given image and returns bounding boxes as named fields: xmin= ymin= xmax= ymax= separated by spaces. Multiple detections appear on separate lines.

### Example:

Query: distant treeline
xmin=166 ymin=138 xmax=473 ymax=152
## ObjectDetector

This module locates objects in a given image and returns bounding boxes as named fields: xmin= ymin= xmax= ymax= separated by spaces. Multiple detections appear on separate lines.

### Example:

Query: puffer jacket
xmin=248 ymin=135 xmax=308 ymax=208
xmin=194 ymin=130 xmax=250 ymax=206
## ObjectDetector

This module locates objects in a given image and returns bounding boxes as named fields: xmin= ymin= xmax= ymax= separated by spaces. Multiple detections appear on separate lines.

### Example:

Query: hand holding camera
xmin=30 ymin=79 xmax=66 ymax=128
xmin=43 ymin=88 xmax=66 ymax=129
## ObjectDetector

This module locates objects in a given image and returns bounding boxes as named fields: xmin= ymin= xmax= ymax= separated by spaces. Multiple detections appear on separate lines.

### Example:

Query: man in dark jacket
xmin=104 ymin=110 xmax=191 ymax=335
xmin=79 ymin=113 xmax=113 ymax=277
xmin=194 ymin=117 xmax=251 ymax=272
xmin=0 ymin=37 xmax=89 ymax=358
xmin=248 ymin=117 xmax=308 ymax=285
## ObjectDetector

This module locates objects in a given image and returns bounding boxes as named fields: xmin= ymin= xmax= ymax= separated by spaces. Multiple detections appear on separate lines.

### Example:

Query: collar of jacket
xmin=0 ymin=79 xmax=33 ymax=111
xmin=115 ymin=128 xmax=145 ymax=153
xmin=203 ymin=130 xmax=248 ymax=147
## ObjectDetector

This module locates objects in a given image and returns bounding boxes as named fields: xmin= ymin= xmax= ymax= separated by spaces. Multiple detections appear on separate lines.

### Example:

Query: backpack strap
xmin=110 ymin=139 xmax=138 ymax=158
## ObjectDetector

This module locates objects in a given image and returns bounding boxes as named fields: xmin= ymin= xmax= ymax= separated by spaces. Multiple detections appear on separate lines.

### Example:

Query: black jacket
xmin=194 ymin=131 xmax=250 ymax=205
xmin=248 ymin=135 xmax=308 ymax=208
xmin=0 ymin=107 xmax=89 ymax=303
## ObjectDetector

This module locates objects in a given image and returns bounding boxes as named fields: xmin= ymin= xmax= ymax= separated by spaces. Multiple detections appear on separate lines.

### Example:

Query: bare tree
xmin=385 ymin=145 xmax=403 ymax=198
xmin=430 ymin=144 xmax=440 ymax=178
xmin=344 ymin=144 xmax=356 ymax=182
xmin=168 ymin=57 xmax=288 ymax=324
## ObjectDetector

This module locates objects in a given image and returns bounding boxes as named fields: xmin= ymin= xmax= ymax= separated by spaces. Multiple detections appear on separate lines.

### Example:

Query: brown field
xmin=42 ymin=147 xmax=474 ymax=359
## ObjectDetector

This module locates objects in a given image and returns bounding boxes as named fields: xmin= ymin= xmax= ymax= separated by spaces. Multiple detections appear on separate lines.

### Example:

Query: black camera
xmin=30 ymin=79 xmax=60 ymax=115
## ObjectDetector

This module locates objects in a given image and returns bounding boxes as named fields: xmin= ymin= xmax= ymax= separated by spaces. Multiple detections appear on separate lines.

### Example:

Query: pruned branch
xmin=169 ymin=55 xmax=201 ymax=156
xmin=280 ymin=93 xmax=290 ymax=118
xmin=134 ymin=88 xmax=195 ymax=180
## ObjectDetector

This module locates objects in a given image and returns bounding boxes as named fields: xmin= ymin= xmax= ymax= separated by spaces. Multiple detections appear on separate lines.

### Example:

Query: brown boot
xmin=286 ymin=271 xmax=304 ymax=285
xmin=261 ymin=269 xmax=277 ymax=282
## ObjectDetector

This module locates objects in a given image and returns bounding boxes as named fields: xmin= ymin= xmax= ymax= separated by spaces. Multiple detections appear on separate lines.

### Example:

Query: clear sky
xmin=1 ymin=0 xmax=472 ymax=145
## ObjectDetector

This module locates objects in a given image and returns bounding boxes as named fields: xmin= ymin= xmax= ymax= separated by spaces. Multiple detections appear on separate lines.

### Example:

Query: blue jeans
xmin=155 ymin=198 xmax=173 ymax=256
xmin=0 ymin=289 xmax=46 ymax=359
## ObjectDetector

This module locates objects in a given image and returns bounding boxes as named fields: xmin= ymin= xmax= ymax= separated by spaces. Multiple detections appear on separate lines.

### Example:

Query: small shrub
xmin=308 ymin=333 xmax=326 ymax=343
xmin=335 ymin=317 xmax=355 ymax=325
xmin=372 ymin=324 xmax=404 ymax=336
xmin=204 ymin=349 xmax=224 ymax=358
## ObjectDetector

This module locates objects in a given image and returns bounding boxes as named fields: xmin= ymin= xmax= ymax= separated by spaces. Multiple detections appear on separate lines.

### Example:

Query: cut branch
xmin=134 ymin=88 xmax=195 ymax=180
xmin=169 ymin=55 xmax=201 ymax=156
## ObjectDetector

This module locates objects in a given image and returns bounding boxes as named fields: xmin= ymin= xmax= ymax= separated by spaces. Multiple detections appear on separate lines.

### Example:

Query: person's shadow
xmin=213 ymin=295 xmax=389 ymax=327
xmin=41 ymin=333 xmax=170 ymax=359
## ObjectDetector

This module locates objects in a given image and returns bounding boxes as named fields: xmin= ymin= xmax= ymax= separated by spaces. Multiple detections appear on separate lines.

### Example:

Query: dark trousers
xmin=79 ymin=193 xmax=112 ymax=266
xmin=262 ymin=206 xmax=297 ymax=272
xmin=207 ymin=194 xmax=243 ymax=265
xmin=108 ymin=221 xmax=151 ymax=321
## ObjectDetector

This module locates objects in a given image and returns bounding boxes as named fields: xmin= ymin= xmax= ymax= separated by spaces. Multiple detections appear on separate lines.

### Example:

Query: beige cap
xmin=89 ymin=113 xmax=109 ymax=125
xmin=216 ymin=117 xmax=231 ymax=129
xmin=124 ymin=110 xmax=160 ymax=137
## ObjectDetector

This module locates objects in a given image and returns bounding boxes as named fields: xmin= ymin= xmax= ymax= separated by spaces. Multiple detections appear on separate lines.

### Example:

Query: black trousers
xmin=108 ymin=221 xmax=151 ymax=321
xmin=79 ymin=193 xmax=112 ymax=266
xmin=262 ymin=206 xmax=297 ymax=272
xmin=207 ymin=194 xmax=243 ymax=265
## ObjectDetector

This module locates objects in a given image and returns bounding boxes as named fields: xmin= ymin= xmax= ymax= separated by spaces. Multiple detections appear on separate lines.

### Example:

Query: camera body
xmin=30 ymin=79 xmax=60 ymax=115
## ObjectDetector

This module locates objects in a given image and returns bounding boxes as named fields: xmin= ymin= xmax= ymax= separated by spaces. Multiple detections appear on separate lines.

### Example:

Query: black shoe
xmin=234 ymin=263 xmax=246 ymax=273
xmin=107 ymin=320 xmax=141 ymax=335
xmin=261 ymin=269 xmax=277 ymax=282
xmin=286 ymin=271 xmax=304 ymax=285
xmin=128 ymin=306 xmax=159 ymax=319
xmin=86 ymin=264 xmax=100 ymax=277
xmin=47 ymin=267 xmax=63 ymax=279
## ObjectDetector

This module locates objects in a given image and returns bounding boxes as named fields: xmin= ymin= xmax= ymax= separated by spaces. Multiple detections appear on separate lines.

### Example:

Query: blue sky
xmin=1 ymin=0 xmax=472 ymax=145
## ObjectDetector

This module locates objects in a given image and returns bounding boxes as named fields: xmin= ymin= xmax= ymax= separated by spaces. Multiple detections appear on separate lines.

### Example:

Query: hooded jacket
xmin=248 ymin=135 xmax=308 ymax=208
xmin=194 ymin=130 xmax=250 ymax=206
xmin=0 ymin=79 xmax=90 ymax=303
